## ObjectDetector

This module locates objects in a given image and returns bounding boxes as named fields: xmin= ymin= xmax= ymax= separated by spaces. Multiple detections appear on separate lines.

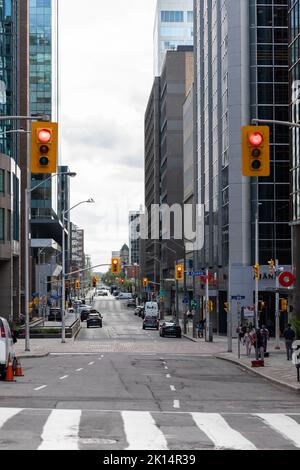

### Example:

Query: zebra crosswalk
xmin=0 ymin=408 xmax=300 ymax=450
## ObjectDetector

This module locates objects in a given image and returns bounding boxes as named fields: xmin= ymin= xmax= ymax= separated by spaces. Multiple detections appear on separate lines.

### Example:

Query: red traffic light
xmin=37 ymin=129 xmax=52 ymax=143
xmin=248 ymin=132 xmax=263 ymax=146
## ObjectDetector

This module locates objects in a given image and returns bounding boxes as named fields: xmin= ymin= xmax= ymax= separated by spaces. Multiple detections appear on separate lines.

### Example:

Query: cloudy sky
xmin=60 ymin=0 xmax=157 ymax=270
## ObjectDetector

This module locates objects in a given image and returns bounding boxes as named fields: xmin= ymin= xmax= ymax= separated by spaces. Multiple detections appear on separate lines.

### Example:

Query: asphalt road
xmin=0 ymin=295 xmax=300 ymax=450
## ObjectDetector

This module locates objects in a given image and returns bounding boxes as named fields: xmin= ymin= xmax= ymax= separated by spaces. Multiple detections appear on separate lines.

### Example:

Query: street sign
xmin=182 ymin=298 xmax=189 ymax=304
xmin=231 ymin=296 xmax=246 ymax=301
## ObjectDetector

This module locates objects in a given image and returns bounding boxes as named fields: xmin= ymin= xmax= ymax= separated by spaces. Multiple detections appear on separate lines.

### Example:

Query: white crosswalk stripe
xmin=191 ymin=413 xmax=257 ymax=450
xmin=255 ymin=414 xmax=300 ymax=449
xmin=38 ymin=410 xmax=81 ymax=450
xmin=0 ymin=408 xmax=300 ymax=450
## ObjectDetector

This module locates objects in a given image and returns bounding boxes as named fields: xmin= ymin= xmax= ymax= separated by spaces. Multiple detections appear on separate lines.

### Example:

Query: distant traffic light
xmin=242 ymin=126 xmax=270 ymax=177
xmin=280 ymin=298 xmax=288 ymax=311
xmin=224 ymin=302 xmax=228 ymax=313
xmin=208 ymin=300 xmax=214 ymax=312
xmin=111 ymin=258 xmax=120 ymax=274
xmin=175 ymin=264 xmax=184 ymax=281
xmin=143 ymin=278 xmax=148 ymax=288
xmin=31 ymin=122 xmax=58 ymax=174
xmin=75 ymin=280 xmax=80 ymax=289
xmin=253 ymin=263 xmax=260 ymax=280
xmin=92 ymin=276 xmax=97 ymax=287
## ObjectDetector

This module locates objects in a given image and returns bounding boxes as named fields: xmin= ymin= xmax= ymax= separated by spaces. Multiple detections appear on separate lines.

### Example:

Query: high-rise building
xmin=194 ymin=0 xmax=291 ymax=334
xmin=154 ymin=0 xmax=194 ymax=76
xmin=289 ymin=0 xmax=300 ymax=320
xmin=129 ymin=210 xmax=141 ymax=265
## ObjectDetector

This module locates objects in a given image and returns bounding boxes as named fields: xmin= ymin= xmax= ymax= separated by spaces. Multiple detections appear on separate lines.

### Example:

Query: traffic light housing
xmin=175 ymin=264 xmax=184 ymax=281
xmin=75 ymin=280 xmax=80 ymax=289
xmin=143 ymin=278 xmax=148 ymax=288
xmin=253 ymin=263 xmax=260 ymax=280
xmin=92 ymin=276 xmax=97 ymax=287
xmin=31 ymin=122 xmax=58 ymax=174
xmin=111 ymin=258 xmax=120 ymax=274
xmin=242 ymin=126 xmax=270 ymax=177
xmin=280 ymin=298 xmax=288 ymax=311
xmin=224 ymin=302 xmax=228 ymax=313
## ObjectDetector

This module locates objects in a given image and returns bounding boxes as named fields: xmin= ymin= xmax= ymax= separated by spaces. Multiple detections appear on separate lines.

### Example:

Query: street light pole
xmin=61 ymin=198 xmax=95 ymax=343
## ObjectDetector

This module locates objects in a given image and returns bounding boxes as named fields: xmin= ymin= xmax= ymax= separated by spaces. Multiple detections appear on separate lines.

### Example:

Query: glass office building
xmin=154 ymin=0 xmax=194 ymax=76
xmin=29 ymin=0 xmax=58 ymax=221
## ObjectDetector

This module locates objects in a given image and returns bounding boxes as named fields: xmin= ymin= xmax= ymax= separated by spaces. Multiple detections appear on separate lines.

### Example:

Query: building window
xmin=0 ymin=170 xmax=4 ymax=193
xmin=161 ymin=11 xmax=184 ymax=23
xmin=0 ymin=208 xmax=4 ymax=241
xmin=187 ymin=11 xmax=194 ymax=22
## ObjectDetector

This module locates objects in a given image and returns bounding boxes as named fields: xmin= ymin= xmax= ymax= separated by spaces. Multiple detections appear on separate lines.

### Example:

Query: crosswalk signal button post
xmin=31 ymin=122 xmax=58 ymax=174
xmin=242 ymin=126 xmax=270 ymax=177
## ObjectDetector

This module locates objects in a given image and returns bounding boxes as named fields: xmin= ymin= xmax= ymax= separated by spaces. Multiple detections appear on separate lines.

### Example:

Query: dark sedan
xmin=87 ymin=313 xmax=103 ymax=329
xmin=159 ymin=321 xmax=182 ymax=338
xmin=143 ymin=315 xmax=159 ymax=330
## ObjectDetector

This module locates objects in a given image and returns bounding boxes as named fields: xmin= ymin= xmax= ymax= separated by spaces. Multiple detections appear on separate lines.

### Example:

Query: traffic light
xmin=208 ymin=300 xmax=214 ymax=312
xmin=224 ymin=302 xmax=228 ymax=313
xmin=143 ymin=278 xmax=148 ymax=288
xmin=280 ymin=298 xmax=288 ymax=311
xmin=31 ymin=122 xmax=58 ymax=174
xmin=253 ymin=263 xmax=260 ymax=280
xmin=242 ymin=126 xmax=270 ymax=177
xmin=111 ymin=258 xmax=120 ymax=274
xmin=175 ymin=264 xmax=184 ymax=281
xmin=258 ymin=301 xmax=266 ymax=311
xmin=75 ymin=280 xmax=80 ymax=289
xmin=92 ymin=276 xmax=97 ymax=287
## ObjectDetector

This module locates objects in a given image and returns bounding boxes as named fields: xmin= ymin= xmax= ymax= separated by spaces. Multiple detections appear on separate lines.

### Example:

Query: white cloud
xmin=60 ymin=0 xmax=156 ymax=270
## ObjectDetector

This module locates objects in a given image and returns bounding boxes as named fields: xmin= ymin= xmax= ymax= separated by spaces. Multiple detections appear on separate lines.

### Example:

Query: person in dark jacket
xmin=283 ymin=324 xmax=296 ymax=361
xmin=257 ymin=326 xmax=269 ymax=360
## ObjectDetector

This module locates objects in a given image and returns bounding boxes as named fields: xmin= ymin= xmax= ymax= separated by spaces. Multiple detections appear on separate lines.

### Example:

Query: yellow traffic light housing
xmin=111 ymin=258 xmax=120 ymax=274
xmin=175 ymin=264 xmax=184 ymax=281
xmin=253 ymin=263 xmax=260 ymax=280
xmin=224 ymin=302 xmax=228 ymax=313
xmin=75 ymin=280 xmax=80 ymax=289
xmin=242 ymin=126 xmax=270 ymax=177
xmin=143 ymin=278 xmax=148 ymax=288
xmin=280 ymin=298 xmax=288 ymax=311
xmin=31 ymin=122 xmax=58 ymax=174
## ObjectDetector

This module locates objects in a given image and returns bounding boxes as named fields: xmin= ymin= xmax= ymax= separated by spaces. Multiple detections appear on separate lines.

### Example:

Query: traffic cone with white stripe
xmin=5 ymin=355 xmax=15 ymax=382
xmin=14 ymin=357 xmax=24 ymax=377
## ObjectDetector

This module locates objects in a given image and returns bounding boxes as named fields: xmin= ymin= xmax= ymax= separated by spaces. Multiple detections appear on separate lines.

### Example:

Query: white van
xmin=117 ymin=293 xmax=133 ymax=300
xmin=144 ymin=302 xmax=159 ymax=318
xmin=0 ymin=317 xmax=17 ymax=379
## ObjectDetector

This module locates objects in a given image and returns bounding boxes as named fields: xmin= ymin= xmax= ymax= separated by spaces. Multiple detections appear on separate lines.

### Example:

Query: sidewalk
xmin=179 ymin=318 xmax=300 ymax=392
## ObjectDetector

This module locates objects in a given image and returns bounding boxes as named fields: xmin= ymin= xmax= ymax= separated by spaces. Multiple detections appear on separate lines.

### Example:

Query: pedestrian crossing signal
xmin=280 ymin=298 xmax=288 ymax=311
xmin=75 ymin=280 xmax=80 ymax=289
xmin=224 ymin=302 xmax=228 ymax=313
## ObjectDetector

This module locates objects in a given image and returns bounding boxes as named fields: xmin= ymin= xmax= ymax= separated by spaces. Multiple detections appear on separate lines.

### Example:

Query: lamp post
xmin=61 ymin=198 xmax=95 ymax=343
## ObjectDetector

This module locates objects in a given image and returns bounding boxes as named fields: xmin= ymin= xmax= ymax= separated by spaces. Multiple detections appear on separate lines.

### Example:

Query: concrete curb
xmin=183 ymin=334 xmax=197 ymax=342
xmin=215 ymin=353 xmax=300 ymax=393
xmin=17 ymin=353 xmax=50 ymax=359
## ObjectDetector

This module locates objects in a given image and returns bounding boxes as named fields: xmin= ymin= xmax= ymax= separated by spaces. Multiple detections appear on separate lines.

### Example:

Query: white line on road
xmin=173 ymin=400 xmax=180 ymax=409
xmin=88 ymin=362 xmax=95 ymax=366
xmin=0 ymin=408 xmax=22 ymax=429
xmin=76 ymin=368 xmax=83 ymax=372
xmin=166 ymin=374 xmax=171 ymax=379
xmin=38 ymin=409 xmax=81 ymax=450
xmin=34 ymin=385 xmax=47 ymax=391
xmin=59 ymin=375 xmax=69 ymax=380
xmin=255 ymin=414 xmax=300 ymax=449
xmin=192 ymin=413 xmax=257 ymax=450
xmin=122 ymin=411 xmax=168 ymax=450
xmin=164 ymin=366 xmax=168 ymax=370
xmin=170 ymin=385 xmax=176 ymax=392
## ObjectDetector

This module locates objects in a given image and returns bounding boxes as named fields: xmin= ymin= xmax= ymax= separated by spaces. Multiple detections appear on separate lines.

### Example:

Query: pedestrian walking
xmin=283 ymin=324 xmax=296 ymax=361
xmin=257 ymin=326 xmax=269 ymax=360
xmin=198 ymin=320 xmax=204 ymax=338
xmin=243 ymin=328 xmax=253 ymax=357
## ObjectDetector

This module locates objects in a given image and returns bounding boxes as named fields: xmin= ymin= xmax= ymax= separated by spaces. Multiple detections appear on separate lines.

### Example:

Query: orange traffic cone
xmin=14 ymin=358 xmax=24 ymax=377
xmin=5 ymin=355 xmax=15 ymax=382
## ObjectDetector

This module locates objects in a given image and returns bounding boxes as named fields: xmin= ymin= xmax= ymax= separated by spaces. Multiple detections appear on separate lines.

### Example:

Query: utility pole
xmin=275 ymin=259 xmax=280 ymax=350
xmin=255 ymin=189 xmax=260 ymax=360
xmin=205 ymin=268 xmax=213 ymax=342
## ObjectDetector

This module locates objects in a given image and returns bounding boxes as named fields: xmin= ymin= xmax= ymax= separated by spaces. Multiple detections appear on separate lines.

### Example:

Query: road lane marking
xmin=38 ymin=409 xmax=81 ymax=450
xmin=255 ymin=414 xmax=300 ymax=448
xmin=34 ymin=385 xmax=47 ymax=391
xmin=0 ymin=408 xmax=22 ymax=429
xmin=166 ymin=374 xmax=171 ymax=379
xmin=192 ymin=413 xmax=257 ymax=450
xmin=122 ymin=411 xmax=168 ymax=450
xmin=59 ymin=375 xmax=69 ymax=380
xmin=88 ymin=362 xmax=95 ymax=366
xmin=173 ymin=400 xmax=180 ymax=409
xmin=164 ymin=366 xmax=168 ymax=370
xmin=76 ymin=368 xmax=83 ymax=372
xmin=170 ymin=385 xmax=176 ymax=391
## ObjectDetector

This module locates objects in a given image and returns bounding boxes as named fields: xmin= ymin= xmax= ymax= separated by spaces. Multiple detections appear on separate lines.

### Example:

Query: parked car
xmin=143 ymin=314 xmax=159 ymax=330
xmin=0 ymin=317 xmax=17 ymax=380
xmin=48 ymin=308 xmax=62 ymax=322
xmin=159 ymin=321 xmax=182 ymax=338
xmin=78 ymin=304 xmax=92 ymax=314
xmin=112 ymin=290 xmax=120 ymax=297
xmin=98 ymin=291 xmax=108 ymax=297
xmin=87 ymin=313 xmax=103 ymax=329
xmin=81 ymin=309 xmax=91 ymax=322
